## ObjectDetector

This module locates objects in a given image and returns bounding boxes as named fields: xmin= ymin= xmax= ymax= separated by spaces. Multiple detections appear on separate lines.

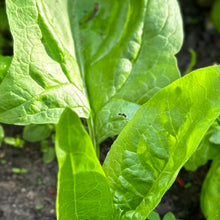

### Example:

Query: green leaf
xmin=201 ymin=157 xmax=220 ymax=220
xmin=1 ymin=0 xmax=90 ymax=124
xmin=12 ymin=168 xmax=27 ymax=173
xmin=211 ymin=0 xmax=220 ymax=34
xmin=56 ymin=108 xmax=113 ymax=220
xmin=184 ymin=132 xmax=214 ymax=171
xmin=0 ymin=159 xmax=7 ymax=164
xmin=23 ymin=124 xmax=53 ymax=142
xmin=87 ymin=0 xmax=183 ymax=143
xmin=163 ymin=212 xmax=176 ymax=220
xmin=4 ymin=136 xmax=24 ymax=148
xmin=147 ymin=211 xmax=160 ymax=220
xmin=209 ymin=125 xmax=220 ymax=145
xmin=0 ymin=125 xmax=4 ymax=146
xmin=35 ymin=205 xmax=44 ymax=210
xmin=0 ymin=55 xmax=11 ymax=83
xmin=185 ymin=122 xmax=220 ymax=171
xmin=41 ymin=140 xmax=55 ymax=163
xmin=1 ymin=0 xmax=183 ymax=144
xmin=103 ymin=66 xmax=220 ymax=219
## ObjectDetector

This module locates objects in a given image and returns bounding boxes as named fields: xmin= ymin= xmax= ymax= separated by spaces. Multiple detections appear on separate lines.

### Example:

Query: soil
xmin=0 ymin=125 xmax=57 ymax=220
xmin=0 ymin=0 xmax=220 ymax=220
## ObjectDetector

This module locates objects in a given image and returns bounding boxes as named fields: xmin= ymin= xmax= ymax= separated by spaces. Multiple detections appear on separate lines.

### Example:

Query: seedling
xmin=37 ymin=178 xmax=42 ymax=185
xmin=41 ymin=140 xmax=55 ymax=164
xmin=35 ymin=205 xmax=44 ymax=210
xmin=22 ymin=124 xmax=54 ymax=143
xmin=184 ymin=118 xmax=220 ymax=219
xmin=11 ymin=168 xmax=27 ymax=174
xmin=4 ymin=137 xmax=24 ymax=148
xmin=0 ymin=159 xmax=7 ymax=164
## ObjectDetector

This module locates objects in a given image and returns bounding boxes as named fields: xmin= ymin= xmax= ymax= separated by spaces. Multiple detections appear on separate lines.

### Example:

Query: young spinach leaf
xmin=147 ymin=211 xmax=160 ymax=220
xmin=23 ymin=124 xmax=53 ymax=142
xmin=103 ymin=66 xmax=220 ymax=219
xmin=184 ymin=135 xmax=214 ymax=171
xmin=4 ymin=136 xmax=24 ymax=148
xmin=185 ymin=121 xmax=220 ymax=171
xmin=56 ymin=108 xmax=113 ymax=220
xmin=163 ymin=212 xmax=176 ymax=220
xmin=201 ymin=157 xmax=220 ymax=220
xmin=209 ymin=125 xmax=220 ymax=144
xmin=41 ymin=140 xmax=56 ymax=164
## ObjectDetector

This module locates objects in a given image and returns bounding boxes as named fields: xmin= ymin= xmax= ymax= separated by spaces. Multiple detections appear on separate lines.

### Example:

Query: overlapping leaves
xmin=2 ymin=0 xmax=220 ymax=220
xmin=1 ymin=0 xmax=182 ymax=143
xmin=103 ymin=66 xmax=220 ymax=219
xmin=56 ymin=67 xmax=220 ymax=219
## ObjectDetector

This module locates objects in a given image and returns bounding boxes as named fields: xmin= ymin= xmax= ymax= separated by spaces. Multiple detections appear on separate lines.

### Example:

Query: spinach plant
xmin=1 ymin=0 xmax=220 ymax=219
xmin=148 ymin=211 xmax=177 ymax=220
xmin=185 ymin=116 xmax=220 ymax=219
xmin=23 ymin=124 xmax=56 ymax=163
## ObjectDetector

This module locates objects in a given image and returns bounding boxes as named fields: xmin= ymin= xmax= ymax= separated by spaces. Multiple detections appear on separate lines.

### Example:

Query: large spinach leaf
xmin=1 ymin=0 xmax=183 ymax=144
xmin=103 ymin=66 xmax=220 ymax=219
xmin=56 ymin=108 xmax=113 ymax=220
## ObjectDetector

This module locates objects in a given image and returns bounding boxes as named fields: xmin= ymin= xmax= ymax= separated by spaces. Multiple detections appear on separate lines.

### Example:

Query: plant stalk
xmin=87 ymin=117 xmax=100 ymax=159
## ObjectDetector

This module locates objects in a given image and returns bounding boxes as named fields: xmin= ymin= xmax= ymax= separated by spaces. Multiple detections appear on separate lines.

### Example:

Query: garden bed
xmin=0 ymin=0 xmax=220 ymax=219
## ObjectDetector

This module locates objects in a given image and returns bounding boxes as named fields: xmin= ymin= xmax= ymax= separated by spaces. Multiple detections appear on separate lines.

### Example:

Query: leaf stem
xmin=87 ymin=117 xmax=100 ymax=159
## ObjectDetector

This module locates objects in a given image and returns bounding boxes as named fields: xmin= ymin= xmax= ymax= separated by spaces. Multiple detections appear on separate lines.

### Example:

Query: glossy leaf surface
xmin=201 ymin=157 xmax=220 ymax=220
xmin=88 ymin=0 xmax=183 ymax=143
xmin=56 ymin=108 xmax=113 ymax=220
xmin=1 ymin=0 xmax=90 ymax=124
xmin=185 ymin=136 xmax=216 ymax=171
xmin=1 ymin=0 xmax=182 ymax=144
xmin=185 ymin=120 xmax=220 ymax=171
xmin=184 ymin=137 xmax=211 ymax=171
xmin=103 ymin=66 xmax=220 ymax=219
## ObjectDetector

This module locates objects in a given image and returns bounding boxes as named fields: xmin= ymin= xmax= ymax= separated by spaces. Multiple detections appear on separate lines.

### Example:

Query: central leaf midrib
xmin=36 ymin=1 xmax=83 ymax=92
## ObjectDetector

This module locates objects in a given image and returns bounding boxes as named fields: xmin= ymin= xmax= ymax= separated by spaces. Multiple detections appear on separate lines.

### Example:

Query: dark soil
xmin=0 ymin=125 xmax=57 ymax=220
xmin=1 ymin=0 xmax=220 ymax=220
xmin=177 ymin=0 xmax=220 ymax=73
